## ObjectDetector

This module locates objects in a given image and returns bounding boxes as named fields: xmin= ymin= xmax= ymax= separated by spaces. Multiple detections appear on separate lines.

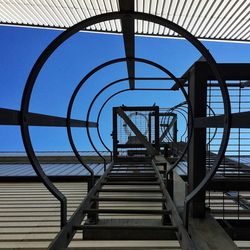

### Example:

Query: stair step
xmin=78 ymin=220 xmax=177 ymax=240
xmin=80 ymin=225 xmax=177 ymax=230
xmin=106 ymin=177 xmax=158 ymax=181
xmin=114 ymin=163 xmax=151 ymax=166
xmin=102 ymin=181 xmax=161 ymax=185
xmin=84 ymin=209 xmax=170 ymax=215
xmin=113 ymin=165 xmax=153 ymax=169
xmin=92 ymin=197 xmax=166 ymax=202
xmin=114 ymin=164 xmax=152 ymax=167
xmin=111 ymin=169 xmax=154 ymax=172
xmin=111 ymin=170 xmax=154 ymax=173
xmin=98 ymin=188 xmax=162 ymax=193
xmin=108 ymin=173 xmax=156 ymax=177
xmin=108 ymin=175 xmax=156 ymax=178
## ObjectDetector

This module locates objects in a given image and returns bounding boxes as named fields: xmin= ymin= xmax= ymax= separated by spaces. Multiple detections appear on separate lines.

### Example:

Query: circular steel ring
xmin=88 ymin=87 xmax=178 ymax=159
xmin=68 ymin=57 xmax=190 ymax=171
xmin=20 ymin=12 xmax=231 ymax=228
xmin=83 ymin=62 xmax=188 ymax=164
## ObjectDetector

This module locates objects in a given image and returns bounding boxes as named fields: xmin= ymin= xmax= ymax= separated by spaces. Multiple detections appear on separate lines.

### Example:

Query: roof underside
xmin=0 ymin=0 xmax=249 ymax=42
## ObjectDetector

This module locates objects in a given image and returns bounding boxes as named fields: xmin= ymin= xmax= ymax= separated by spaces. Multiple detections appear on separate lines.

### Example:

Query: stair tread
xmin=102 ymin=182 xmax=160 ymax=185
xmin=82 ymin=225 xmax=176 ymax=230
xmin=84 ymin=209 xmax=169 ymax=214
xmin=92 ymin=197 xmax=166 ymax=202
xmin=98 ymin=189 xmax=162 ymax=193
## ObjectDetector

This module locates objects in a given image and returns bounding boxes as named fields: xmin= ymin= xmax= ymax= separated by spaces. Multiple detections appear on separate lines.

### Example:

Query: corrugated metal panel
xmin=0 ymin=151 xmax=110 ymax=157
xmin=0 ymin=182 xmax=183 ymax=249
xmin=0 ymin=163 xmax=105 ymax=176
xmin=0 ymin=0 xmax=249 ymax=42
xmin=0 ymin=182 xmax=248 ymax=249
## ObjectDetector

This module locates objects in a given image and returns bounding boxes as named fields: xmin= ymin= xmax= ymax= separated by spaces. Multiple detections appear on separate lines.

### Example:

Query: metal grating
xmin=0 ymin=0 xmax=249 ymax=42
xmin=206 ymin=81 xmax=250 ymax=220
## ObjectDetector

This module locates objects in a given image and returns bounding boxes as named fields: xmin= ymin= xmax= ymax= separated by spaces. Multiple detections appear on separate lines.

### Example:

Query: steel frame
xmin=88 ymin=85 xmax=172 ymax=158
xmin=113 ymin=105 xmax=159 ymax=159
xmin=159 ymin=114 xmax=177 ymax=143
xmin=188 ymin=65 xmax=207 ymax=218
xmin=67 ymin=57 xmax=187 ymax=171
xmin=119 ymin=0 xmax=135 ymax=89
xmin=85 ymin=76 xmax=180 ymax=160
xmin=0 ymin=10 xmax=232 ymax=248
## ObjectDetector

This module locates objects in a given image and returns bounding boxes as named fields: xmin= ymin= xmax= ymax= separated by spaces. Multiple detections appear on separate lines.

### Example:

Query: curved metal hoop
xmin=160 ymin=106 xmax=188 ymax=143
xmin=162 ymin=102 xmax=217 ymax=145
xmin=96 ymin=89 xmax=130 ymax=154
xmin=20 ymin=11 xmax=231 ymax=229
xmin=81 ymin=58 xmax=190 ymax=167
xmin=69 ymin=57 xmax=190 ymax=171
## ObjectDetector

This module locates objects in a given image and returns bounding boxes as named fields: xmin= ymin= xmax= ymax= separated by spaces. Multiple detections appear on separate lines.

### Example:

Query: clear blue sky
xmin=0 ymin=25 xmax=250 ymax=152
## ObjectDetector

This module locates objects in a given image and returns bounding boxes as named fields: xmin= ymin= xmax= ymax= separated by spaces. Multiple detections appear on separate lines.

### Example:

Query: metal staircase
xmin=80 ymin=160 xmax=177 ymax=241
xmin=48 ymin=105 xmax=194 ymax=249
xmin=48 ymin=159 xmax=194 ymax=249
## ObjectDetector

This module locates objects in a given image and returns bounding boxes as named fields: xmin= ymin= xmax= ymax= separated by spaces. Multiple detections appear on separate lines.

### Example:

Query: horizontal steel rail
xmin=0 ymin=108 xmax=97 ymax=127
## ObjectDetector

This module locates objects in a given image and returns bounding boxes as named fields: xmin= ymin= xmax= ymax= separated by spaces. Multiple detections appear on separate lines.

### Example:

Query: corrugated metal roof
xmin=0 ymin=163 xmax=105 ymax=176
xmin=0 ymin=151 xmax=110 ymax=157
xmin=0 ymin=0 xmax=249 ymax=42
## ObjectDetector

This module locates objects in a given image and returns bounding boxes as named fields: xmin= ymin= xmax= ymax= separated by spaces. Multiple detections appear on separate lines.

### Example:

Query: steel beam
xmin=119 ymin=0 xmax=135 ymax=89
xmin=116 ymin=107 xmax=157 ymax=156
xmin=188 ymin=65 xmax=207 ymax=218
xmin=208 ymin=178 xmax=250 ymax=191
xmin=0 ymin=108 xmax=97 ymax=127
xmin=172 ymin=62 xmax=250 ymax=90
xmin=194 ymin=111 xmax=250 ymax=128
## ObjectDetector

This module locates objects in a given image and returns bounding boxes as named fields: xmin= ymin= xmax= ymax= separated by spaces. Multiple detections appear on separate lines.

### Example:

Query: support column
xmin=154 ymin=106 xmax=160 ymax=153
xmin=112 ymin=107 xmax=118 ymax=162
xmin=173 ymin=113 xmax=178 ymax=143
xmin=188 ymin=62 xmax=207 ymax=218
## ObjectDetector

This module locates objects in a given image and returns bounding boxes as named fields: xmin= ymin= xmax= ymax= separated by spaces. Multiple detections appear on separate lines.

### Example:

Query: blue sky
xmin=0 ymin=25 xmax=250 ymax=152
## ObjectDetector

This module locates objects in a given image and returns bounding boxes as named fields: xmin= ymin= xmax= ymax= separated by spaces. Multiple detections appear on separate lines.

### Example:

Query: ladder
xmin=80 ymin=160 xmax=176 ymax=240
xmin=48 ymin=158 xmax=194 ymax=249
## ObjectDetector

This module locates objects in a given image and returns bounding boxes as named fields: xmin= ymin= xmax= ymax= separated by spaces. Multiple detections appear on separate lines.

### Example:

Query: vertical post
xmin=188 ymin=62 xmax=207 ymax=218
xmin=154 ymin=106 xmax=160 ymax=154
xmin=173 ymin=113 xmax=178 ymax=143
xmin=148 ymin=112 xmax=152 ymax=144
xmin=112 ymin=107 xmax=118 ymax=162
xmin=87 ymin=178 xmax=98 ymax=224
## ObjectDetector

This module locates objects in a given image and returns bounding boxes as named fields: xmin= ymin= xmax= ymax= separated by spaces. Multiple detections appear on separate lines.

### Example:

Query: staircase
xmin=48 ymin=157 xmax=194 ymax=249
xmin=80 ymin=160 xmax=177 ymax=240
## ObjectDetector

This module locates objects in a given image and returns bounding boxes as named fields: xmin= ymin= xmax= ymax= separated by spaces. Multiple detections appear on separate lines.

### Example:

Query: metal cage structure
xmin=1 ymin=2 xmax=250 ymax=250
